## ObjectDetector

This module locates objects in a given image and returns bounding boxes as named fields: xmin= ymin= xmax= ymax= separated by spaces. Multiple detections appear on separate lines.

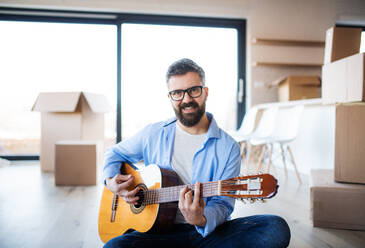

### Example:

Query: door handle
xmin=238 ymin=78 xmax=244 ymax=103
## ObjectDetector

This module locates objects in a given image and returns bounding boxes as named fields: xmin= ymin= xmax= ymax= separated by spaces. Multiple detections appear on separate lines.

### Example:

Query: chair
xmin=227 ymin=106 xmax=258 ymax=174
xmin=252 ymin=105 xmax=304 ymax=183
xmin=242 ymin=106 xmax=278 ymax=175
xmin=229 ymin=106 xmax=258 ymax=142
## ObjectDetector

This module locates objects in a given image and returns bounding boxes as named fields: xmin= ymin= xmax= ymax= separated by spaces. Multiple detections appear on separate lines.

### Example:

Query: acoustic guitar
xmin=98 ymin=163 xmax=278 ymax=243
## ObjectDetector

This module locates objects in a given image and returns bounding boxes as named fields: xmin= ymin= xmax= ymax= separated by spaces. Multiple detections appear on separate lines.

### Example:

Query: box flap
xmin=268 ymin=76 xmax=286 ymax=88
xmin=269 ymin=75 xmax=321 ymax=88
xmin=81 ymin=92 xmax=112 ymax=113
xmin=32 ymin=91 xmax=112 ymax=113
xmin=32 ymin=92 xmax=82 ymax=112
xmin=324 ymin=26 xmax=362 ymax=64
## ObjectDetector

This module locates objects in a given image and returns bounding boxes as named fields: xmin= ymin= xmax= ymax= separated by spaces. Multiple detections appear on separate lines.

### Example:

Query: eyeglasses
xmin=168 ymin=86 xmax=204 ymax=101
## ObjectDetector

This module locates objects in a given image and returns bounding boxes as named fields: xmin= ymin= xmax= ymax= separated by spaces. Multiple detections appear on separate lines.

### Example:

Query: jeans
xmin=103 ymin=214 xmax=291 ymax=248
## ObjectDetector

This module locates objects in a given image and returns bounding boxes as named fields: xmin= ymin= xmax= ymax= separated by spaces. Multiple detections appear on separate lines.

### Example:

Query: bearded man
xmin=102 ymin=58 xmax=291 ymax=248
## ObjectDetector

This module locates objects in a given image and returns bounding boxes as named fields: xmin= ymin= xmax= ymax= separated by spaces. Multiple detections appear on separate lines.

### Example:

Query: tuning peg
xmin=249 ymin=198 xmax=256 ymax=204
xmin=239 ymin=198 xmax=247 ymax=204
xmin=257 ymin=198 xmax=266 ymax=203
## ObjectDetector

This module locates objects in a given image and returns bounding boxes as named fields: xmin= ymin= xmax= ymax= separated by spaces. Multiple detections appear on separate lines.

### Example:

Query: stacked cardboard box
xmin=321 ymin=26 xmax=365 ymax=184
xmin=310 ymin=169 xmax=365 ymax=230
xmin=32 ymin=92 xmax=111 ymax=185
xmin=311 ymin=26 xmax=365 ymax=230
xmin=55 ymin=141 xmax=103 ymax=186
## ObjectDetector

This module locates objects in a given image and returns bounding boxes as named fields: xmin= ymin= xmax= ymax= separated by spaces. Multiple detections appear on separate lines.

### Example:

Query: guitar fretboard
xmin=142 ymin=181 xmax=220 ymax=205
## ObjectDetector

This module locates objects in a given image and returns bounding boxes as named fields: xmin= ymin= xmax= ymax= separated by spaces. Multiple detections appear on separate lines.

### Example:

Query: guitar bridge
xmin=111 ymin=193 xmax=119 ymax=222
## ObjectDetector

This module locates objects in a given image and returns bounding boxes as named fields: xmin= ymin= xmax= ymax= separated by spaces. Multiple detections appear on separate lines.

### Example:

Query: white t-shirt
xmin=172 ymin=123 xmax=206 ymax=223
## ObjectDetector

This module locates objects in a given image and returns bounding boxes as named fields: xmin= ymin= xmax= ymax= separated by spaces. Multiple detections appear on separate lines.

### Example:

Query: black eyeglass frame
xmin=168 ymin=85 xmax=205 ymax=101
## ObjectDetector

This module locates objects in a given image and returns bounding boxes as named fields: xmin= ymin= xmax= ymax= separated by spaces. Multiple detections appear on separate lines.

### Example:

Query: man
xmin=102 ymin=58 xmax=291 ymax=247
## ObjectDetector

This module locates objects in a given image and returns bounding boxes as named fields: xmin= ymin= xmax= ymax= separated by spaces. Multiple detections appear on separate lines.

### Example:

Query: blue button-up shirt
xmin=102 ymin=112 xmax=241 ymax=237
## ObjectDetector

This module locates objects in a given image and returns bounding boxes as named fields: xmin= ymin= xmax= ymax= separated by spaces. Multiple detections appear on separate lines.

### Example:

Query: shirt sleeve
xmin=195 ymin=141 xmax=241 ymax=237
xmin=102 ymin=124 xmax=151 ymax=184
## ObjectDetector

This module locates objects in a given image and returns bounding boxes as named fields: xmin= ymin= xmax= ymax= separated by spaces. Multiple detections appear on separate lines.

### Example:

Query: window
xmin=121 ymin=23 xmax=238 ymax=138
xmin=0 ymin=8 xmax=246 ymax=159
xmin=0 ymin=20 xmax=116 ymax=157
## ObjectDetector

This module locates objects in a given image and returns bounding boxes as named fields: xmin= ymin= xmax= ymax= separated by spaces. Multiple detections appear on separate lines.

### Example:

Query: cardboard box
xmin=32 ymin=92 xmax=111 ymax=172
xmin=310 ymin=169 xmax=365 ymax=230
xmin=270 ymin=76 xmax=321 ymax=102
xmin=322 ymin=53 xmax=365 ymax=104
xmin=334 ymin=103 xmax=365 ymax=184
xmin=55 ymin=141 xmax=102 ymax=185
xmin=324 ymin=26 xmax=362 ymax=64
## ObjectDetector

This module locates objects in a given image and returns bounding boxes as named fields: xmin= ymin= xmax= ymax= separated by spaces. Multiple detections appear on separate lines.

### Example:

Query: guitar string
xmin=120 ymin=181 xmax=254 ymax=206
xmin=115 ymin=178 xmax=262 ymax=206
xmin=123 ymin=177 xmax=255 ymax=205
xmin=145 ymin=185 xmax=219 ymax=204
xmin=141 ymin=181 xmax=240 ymax=205
xmin=145 ymin=181 xmax=254 ymax=205
xmin=143 ymin=181 xmax=230 ymax=197
xmin=142 ymin=183 xmax=219 ymax=205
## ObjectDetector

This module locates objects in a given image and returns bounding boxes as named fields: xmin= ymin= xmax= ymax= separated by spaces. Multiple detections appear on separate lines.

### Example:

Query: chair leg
xmin=267 ymin=144 xmax=273 ymax=174
xmin=287 ymin=145 xmax=302 ymax=184
xmin=240 ymin=142 xmax=246 ymax=160
xmin=280 ymin=144 xmax=288 ymax=178
xmin=244 ymin=143 xmax=252 ymax=175
xmin=239 ymin=142 xmax=247 ymax=175
xmin=256 ymin=144 xmax=266 ymax=173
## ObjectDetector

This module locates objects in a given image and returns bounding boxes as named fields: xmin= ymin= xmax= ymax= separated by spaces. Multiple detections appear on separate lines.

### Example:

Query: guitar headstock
xmin=219 ymin=174 xmax=278 ymax=203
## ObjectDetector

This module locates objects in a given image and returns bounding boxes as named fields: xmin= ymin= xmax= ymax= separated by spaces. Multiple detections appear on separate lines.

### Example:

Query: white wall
xmin=289 ymin=104 xmax=335 ymax=175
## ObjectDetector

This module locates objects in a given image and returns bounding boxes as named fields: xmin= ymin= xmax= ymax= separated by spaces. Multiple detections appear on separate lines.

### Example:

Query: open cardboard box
xmin=32 ymin=92 xmax=111 ymax=172
xmin=269 ymin=75 xmax=321 ymax=102
xmin=324 ymin=26 xmax=362 ymax=64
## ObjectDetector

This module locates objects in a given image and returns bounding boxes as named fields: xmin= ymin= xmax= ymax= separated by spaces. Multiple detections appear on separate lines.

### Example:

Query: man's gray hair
xmin=166 ymin=58 xmax=205 ymax=85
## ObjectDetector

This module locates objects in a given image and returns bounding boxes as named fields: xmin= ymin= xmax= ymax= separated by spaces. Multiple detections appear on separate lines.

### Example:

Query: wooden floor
xmin=1 ymin=161 xmax=365 ymax=248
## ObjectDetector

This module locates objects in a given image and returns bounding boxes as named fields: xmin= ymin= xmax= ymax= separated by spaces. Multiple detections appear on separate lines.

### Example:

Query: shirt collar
xmin=163 ymin=112 xmax=221 ymax=139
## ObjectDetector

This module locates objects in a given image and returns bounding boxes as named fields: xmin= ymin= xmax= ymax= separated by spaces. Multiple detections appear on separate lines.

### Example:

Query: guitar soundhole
xmin=130 ymin=184 xmax=147 ymax=214
xmin=134 ymin=189 xmax=144 ymax=208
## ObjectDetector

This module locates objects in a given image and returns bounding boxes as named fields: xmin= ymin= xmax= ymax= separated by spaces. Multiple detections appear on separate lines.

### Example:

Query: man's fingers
xmin=117 ymin=176 xmax=134 ymax=191
xmin=125 ymin=186 xmax=140 ymax=198
xmin=194 ymin=182 xmax=201 ymax=203
xmin=115 ymin=174 xmax=132 ymax=183
xmin=119 ymin=187 xmax=140 ymax=204
xmin=179 ymin=186 xmax=189 ymax=201
xmin=185 ymin=190 xmax=193 ymax=207
xmin=123 ymin=195 xmax=139 ymax=204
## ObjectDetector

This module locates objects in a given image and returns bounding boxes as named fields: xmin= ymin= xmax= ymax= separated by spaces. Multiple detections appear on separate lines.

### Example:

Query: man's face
xmin=167 ymin=72 xmax=208 ymax=127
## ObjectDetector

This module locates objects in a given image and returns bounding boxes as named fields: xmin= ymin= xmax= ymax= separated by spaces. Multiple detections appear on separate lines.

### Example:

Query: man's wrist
xmin=196 ymin=215 xmax=207 ymax=227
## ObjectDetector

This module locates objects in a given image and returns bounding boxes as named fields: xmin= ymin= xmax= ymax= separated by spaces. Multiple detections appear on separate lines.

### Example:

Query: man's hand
xmin=179 ymin=182 xmax=207 ymax=227
xmin=106 ymin=174 xmax=140 ymax=205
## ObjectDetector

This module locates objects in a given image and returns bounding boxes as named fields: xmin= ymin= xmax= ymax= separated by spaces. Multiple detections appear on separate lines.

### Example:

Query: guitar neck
xmin=143 ymin=181 xmax=220 ymax=205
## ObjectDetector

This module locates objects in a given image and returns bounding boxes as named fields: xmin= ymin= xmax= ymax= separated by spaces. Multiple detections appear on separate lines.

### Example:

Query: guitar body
xmin=98 ymin=163 xmax=180 ymax=243
xmin=98 ymin=162 xmax=279 ymax=244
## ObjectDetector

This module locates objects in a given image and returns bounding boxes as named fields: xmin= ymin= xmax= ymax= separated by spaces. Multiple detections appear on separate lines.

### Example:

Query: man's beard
xmin=173 ymin=101 xmax=206 ymax=127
